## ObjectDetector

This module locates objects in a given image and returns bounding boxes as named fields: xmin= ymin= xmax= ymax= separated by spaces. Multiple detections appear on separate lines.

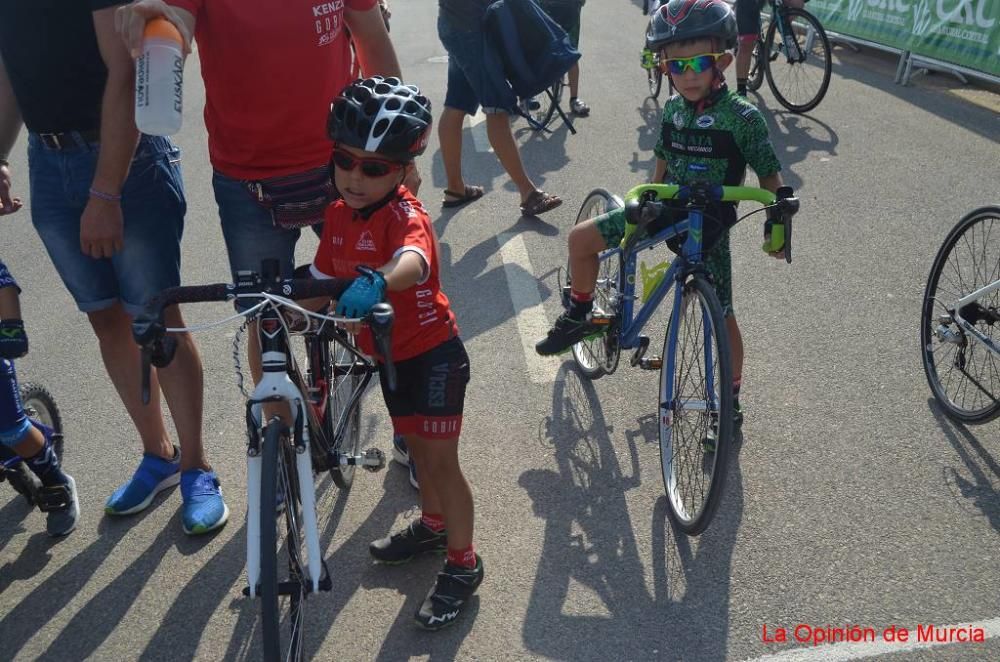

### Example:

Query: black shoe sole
xmin=370 ymin=547 xmax=447 ymax=565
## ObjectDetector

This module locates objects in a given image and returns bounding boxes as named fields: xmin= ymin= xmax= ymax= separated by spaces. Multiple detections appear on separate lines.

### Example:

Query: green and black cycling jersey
xmin=654 ymin=85 xmax=781 ymax=192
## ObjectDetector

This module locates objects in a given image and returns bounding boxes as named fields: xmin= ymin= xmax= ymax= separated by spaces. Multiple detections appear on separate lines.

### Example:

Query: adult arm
xmin=345 ymin=4 xmax=402 ymax=78
xmin=0 ymin=51 xmax=24 ymax=215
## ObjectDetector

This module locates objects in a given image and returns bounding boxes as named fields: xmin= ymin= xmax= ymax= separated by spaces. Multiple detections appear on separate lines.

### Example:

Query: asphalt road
xmin=2 ymin=1 xmax=999 ymax=660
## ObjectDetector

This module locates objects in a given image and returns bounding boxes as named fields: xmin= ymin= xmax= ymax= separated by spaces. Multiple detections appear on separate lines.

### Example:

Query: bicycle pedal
xmin=639 ymin=357 xmax=662 ymax=370
xmin=630 ymin=336 xmax=651 ymax=367
xmin=589 ymin=314 xmax=613 ymax=326
xmin=362 ymin=447 xmax=386 ymax=473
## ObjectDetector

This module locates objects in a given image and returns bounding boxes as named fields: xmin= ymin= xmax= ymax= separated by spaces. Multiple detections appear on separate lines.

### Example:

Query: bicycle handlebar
xmin=133 ymin=273 xmax=397 ymax=404
xmin=622 ymin=183 xmax=799 ymax=263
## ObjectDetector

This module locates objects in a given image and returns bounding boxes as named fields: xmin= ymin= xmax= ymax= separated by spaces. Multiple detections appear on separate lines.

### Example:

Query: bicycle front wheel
xmin=648 ymin=66 xmax=662 ymax=99
xmin=568 ymin=189 xmax=623 ymax=379
xmin=763 ymin=8 xmax=831 ymax=113
xmin=329 ymin=336 xmax=364 ymax=490
xmin=260 ymin=419 xmax=309 ymax=661
xmin=659 ymin=276 xmax=732 ymax=535
xmin=747 ymin=36 xmax=765 ymax=92
xmin=921 ymin=206 xmax=1000 ymax=424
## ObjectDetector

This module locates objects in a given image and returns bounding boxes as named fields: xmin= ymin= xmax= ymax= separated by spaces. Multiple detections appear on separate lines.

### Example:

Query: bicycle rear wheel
xmin=20 ymin=383 xmax=63 ymax=459
xmin=763 ymin=8 xmax=831 ymax=113
xmin=659 ymin=276 xmax=732 ymax=535
xmin=921 ymin=206 xmax=1000 ymax=424
xmin=568 ymin=189 xmax=623 ymax=380
xmin=260 ymin=419 xmax=310 ymax=661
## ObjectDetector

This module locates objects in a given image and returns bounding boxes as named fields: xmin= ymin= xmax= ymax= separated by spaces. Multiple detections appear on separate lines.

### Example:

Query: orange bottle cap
xmin=144 ymin=17 xmax=183 ymax=42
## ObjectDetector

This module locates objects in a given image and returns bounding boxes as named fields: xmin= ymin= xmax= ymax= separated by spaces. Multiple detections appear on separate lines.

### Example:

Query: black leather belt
xmin=36 ymin=130 xmax=100 ymax=150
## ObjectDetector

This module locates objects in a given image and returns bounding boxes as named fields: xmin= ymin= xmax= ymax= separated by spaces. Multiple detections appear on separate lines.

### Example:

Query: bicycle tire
xmin=259 ymin=419 xmax=308 ymax=661
xmin=568 ymin=189 xmax=623 ymax=379
xmin=763 ymin=7 xmax=831 ymax=113
xmin=19 ymin=383 xmax=63 ymax=460
xmin=921 ymin=206 xmax=1000 ymax=424
xmin=747 ymin=36 xmax=765 ymax=92
xmin=329 ymin=338 xmax=363 ymax=490
xmin=648 ymin=66 xmax=662 ymax=99
xmin=659 ymin=276 xmax=732 ymax=535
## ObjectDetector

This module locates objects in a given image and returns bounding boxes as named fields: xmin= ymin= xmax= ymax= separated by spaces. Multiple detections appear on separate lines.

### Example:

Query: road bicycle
xmin=562 ymin=182 xmax=798 ymax=534
xmin=745 ymin=0 xmax=831 ymax=113
xmin=921 ymin=206 xmax=1000 ymax=424
xmin=0 ymin=382 xmax=64 ymax=507
xmin=133 ymin=259 xmax=396 ymax=662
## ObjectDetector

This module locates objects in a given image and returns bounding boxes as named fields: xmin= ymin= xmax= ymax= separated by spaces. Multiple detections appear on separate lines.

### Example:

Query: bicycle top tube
xmin=623 ymin=183 xmax=778 ymax=206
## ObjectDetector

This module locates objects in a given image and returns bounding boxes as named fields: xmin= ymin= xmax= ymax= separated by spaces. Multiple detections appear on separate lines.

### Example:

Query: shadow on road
xmin=927 ymin=398 xmax=1000 ymax=534
xmin=520 ymin=363 xmax=743 ymax=660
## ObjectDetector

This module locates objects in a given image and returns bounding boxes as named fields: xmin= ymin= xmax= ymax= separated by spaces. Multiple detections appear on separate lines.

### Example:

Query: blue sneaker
xmin=180 ymin=468 xmax=230 ymax=535
xmin=105 ymin=445 xmax=181 ymax=516
xmin=391 ymin=435 xmax=409 ymax=466
xmin=408 ymin=459 xmax=419 ymax=490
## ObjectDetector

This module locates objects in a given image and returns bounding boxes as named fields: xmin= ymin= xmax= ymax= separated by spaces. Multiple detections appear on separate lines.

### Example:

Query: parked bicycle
xmin=133 ymin=259 xmax=396 ymax=661
xmin=562 ymin=182 xmax=798 ymax=534
xmin=745 ymin=0 xmax=831 ymax=113
xmin=921 ymin=206 xmax=1000 ymax=424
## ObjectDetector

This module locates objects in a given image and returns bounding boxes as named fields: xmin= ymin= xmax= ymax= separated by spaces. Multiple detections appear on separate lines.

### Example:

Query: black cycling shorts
xmin=736 ymin=0 xmax=765 ymax=37
xmin=379 ymin=336 xmax=471 ymax=440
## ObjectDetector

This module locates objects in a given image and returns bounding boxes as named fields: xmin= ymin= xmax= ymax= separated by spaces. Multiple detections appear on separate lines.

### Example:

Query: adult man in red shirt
xmin=117 ymin=0 xmax=407 ymax=411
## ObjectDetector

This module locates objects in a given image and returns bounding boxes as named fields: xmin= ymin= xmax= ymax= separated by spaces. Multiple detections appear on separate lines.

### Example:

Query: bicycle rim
xmin=569 ymin=189 xmax=623 ymax=379
xmin=330 ymin=339 xmax=364 ymax=490
xmin=648 ymin=67 xmax=662 ymax=98
xmin=921 ymin=206 xmax=1000 ymax=424
xmin=659 ymin=277 xmax=732 ymax=535
xmin=260 ymin=421 xmax=308 ymax=661
xmin=764 ymin=8 xmax=831 ymax=113
xmin=747 ymin=35 xmax=765 ymax=91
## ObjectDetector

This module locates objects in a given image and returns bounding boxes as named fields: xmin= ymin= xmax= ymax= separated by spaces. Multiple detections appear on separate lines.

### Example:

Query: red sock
xmin=447 ymin=544 xmax=477 ymax=569
xmin=420 ymin=512 xmax=446 ymax=533
xmin=570 ymin=289 xmax=593 ymax=303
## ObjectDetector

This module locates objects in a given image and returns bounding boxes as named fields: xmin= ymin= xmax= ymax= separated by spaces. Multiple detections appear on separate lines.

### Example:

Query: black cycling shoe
xmin=535 ymin=312 xmax=605 ymax=356
xmin=369 ymin=519 xmax=447 ymax=564
xmin=415 ymin=555 xmax=484 ymax=631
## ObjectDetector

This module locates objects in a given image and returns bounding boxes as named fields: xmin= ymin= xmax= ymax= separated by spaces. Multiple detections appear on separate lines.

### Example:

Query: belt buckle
xmin=40 ymin=133 xmax=62 ymax=150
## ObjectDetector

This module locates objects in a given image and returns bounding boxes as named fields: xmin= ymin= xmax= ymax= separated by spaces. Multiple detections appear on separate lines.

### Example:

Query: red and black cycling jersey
xmin=311 ymin=187 xmax=459 ymax=362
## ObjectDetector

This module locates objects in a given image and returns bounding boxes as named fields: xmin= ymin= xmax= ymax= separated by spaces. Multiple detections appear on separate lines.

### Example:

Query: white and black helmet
xmin=327 ymin=76 xmax=433 ymax=162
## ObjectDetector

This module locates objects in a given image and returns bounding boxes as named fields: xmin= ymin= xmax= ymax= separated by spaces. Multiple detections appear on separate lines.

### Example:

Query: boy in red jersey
xmin=311 ymin=77 xmax=481 ymax=631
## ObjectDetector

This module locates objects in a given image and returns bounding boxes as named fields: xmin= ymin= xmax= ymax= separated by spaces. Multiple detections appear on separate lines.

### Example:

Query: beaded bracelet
xmin=88 ymin=186 xmax=122 ymax=202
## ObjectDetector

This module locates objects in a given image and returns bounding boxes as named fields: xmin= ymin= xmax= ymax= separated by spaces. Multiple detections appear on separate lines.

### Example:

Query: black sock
xmin=26 ymin=434 xmax=68 ymax=487
xmin=737 ymin=79 xmax=748 ymax=97
xmin=568 ymin=298 xmax=593 ymax=321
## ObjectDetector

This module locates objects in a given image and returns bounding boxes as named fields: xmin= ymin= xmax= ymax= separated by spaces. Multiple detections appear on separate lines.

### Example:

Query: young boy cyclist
xmin=310 ymin=77 xmax=481 ymax=630
xmin=536 ymin=0 xmax=791 ymax=427
xmin=0 ymin=259 xmax=79 ymax=536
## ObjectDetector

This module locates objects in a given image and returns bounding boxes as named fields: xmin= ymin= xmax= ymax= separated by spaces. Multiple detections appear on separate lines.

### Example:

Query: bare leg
xmin=157 ymin=304 xmax=209 ymax=471
xmin=484 ymin=112 xmax=538 ymax=203
xmin=407 ymin=435 xmax=473 ymax=550
xmin=568 ymin=62 xmax=580 ymax=99
xmin=88 ymin=304 xmax=174 ymax=460
xmin=566 ymin=220 xmax=607 ymax=295
xmin=439 ymin=107 xmax=469 ymax=196
xmin=726 ymin=315 xmax=744 ymax=387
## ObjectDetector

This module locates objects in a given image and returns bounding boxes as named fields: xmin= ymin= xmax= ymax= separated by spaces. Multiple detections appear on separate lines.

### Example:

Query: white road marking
xmin=468 ymin=110 xmax=492 ymax=153
xmin=742 ymin=617 xmax=1000 ymax=662
xmin=498 ymin=232 xmax=562 ymax=384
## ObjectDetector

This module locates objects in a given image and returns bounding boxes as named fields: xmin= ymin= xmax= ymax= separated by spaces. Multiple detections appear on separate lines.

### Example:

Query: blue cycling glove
xmin=336 ymin=267 xmax=387 ymax=318
xmin=0 ymin=319 xmax=28 ymax=359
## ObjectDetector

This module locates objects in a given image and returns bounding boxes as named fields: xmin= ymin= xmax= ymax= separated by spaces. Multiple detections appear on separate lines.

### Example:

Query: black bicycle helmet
xmin=327 ymin=76 xmax=432 ymax=162
xmin=645 ymin=0 xmax=737 ymax=52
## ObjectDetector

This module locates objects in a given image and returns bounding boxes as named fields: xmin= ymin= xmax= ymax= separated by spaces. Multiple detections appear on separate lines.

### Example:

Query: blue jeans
xmin=28 ymin=134 xmax=186 ymax=316
xmin=438 ymin=14 xmax=516 ymax=115
xmin=212 ymin=171 xmax=302 ymax=311
xmin=0 ymin=359 xmax=30 ymax=447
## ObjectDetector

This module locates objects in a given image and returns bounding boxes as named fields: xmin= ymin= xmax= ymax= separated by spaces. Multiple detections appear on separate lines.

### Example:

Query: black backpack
xmin=483 ymin=0 xmax=581 ymax=100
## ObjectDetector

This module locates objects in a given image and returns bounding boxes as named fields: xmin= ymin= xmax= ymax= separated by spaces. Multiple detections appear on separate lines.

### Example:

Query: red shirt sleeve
xmin=311 ymin=206 xmax=340 ymax=279
xmin=386 ymin=200 xmax=435 ymax=283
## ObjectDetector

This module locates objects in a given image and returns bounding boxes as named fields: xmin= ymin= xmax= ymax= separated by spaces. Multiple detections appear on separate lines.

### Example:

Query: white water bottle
xmin=135 ymin=17 xmax=184 ymax=136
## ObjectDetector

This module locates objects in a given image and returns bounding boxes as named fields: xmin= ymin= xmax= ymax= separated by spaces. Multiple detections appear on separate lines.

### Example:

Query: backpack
xmin=483 ymin=0 xmax=581 ymax=100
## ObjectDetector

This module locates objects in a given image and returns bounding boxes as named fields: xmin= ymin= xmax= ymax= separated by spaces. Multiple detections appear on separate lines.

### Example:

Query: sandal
xmin=570 ymin=98 xmax=590 ymax=117
xmin=520 ymin=190 xmax=562 ymax=217
xmin=442 ymin=185 xmax=485 ymax=208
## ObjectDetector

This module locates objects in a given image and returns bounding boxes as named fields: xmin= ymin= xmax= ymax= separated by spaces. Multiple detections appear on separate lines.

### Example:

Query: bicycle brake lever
xmin=368 ymin=303 xmax=396 ymax=392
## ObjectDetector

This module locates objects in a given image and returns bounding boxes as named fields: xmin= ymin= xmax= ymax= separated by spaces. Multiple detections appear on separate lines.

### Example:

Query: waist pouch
xmin=244 ymin=166 xmax=336 ymax=229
